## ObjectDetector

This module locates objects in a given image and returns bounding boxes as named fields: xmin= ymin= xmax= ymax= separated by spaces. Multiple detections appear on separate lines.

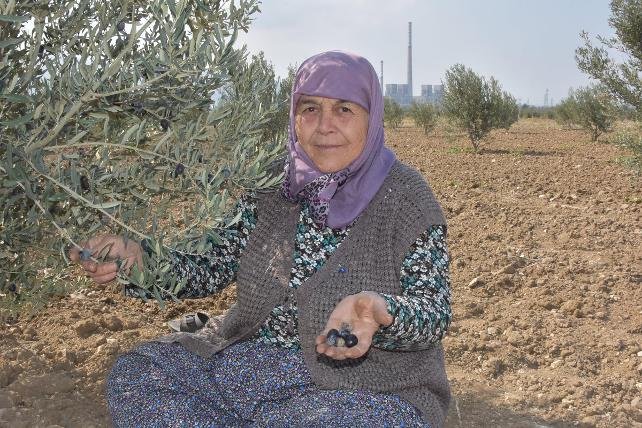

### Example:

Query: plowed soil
xmin=1 ymin=119 xmax=641 ymax=427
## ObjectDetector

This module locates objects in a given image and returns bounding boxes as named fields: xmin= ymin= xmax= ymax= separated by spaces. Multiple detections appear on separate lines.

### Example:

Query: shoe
xmin=167 ymin=311 xmax=210 ymax=333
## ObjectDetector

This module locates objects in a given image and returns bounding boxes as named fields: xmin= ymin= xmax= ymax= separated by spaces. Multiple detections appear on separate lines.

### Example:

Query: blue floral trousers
xmin=106 ymin=340 xmax=429 ymax=427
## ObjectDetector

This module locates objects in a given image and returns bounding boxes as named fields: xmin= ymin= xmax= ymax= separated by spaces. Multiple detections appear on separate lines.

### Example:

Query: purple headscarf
xmin=281 ymin=51 xmax=396 ymax=229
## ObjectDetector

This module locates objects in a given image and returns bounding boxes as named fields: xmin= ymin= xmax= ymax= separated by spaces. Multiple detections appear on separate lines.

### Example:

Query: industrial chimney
xmin=407 ymin=21 xmax=412 ymax=99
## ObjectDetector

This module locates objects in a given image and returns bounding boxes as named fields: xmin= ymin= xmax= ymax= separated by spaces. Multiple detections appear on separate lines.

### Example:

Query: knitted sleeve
xmin=142 ymin=193 xmax=257 ymax=298
xmin=371 ymin=224 xmax=452 ymax=350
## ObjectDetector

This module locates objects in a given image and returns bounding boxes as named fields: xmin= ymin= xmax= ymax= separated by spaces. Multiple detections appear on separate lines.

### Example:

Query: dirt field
xmin=1 ymin=119 xmax=641 ymax=427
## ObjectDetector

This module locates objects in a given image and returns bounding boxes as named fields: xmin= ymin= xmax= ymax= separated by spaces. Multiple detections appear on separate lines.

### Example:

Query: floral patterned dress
xmin=166 ymin=194 xmax=452 ymax=350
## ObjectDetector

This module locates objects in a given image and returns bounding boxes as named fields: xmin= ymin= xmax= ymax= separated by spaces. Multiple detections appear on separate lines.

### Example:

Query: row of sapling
xmin=555 ymin=85 xmax=618 ymax=141
xmin=519 ymin=105 xmax=556 ymax=120
xmin=0 ymin=0 xmax=290 ymax=306
xmin=441 ymin=64 xmax=519 ymax=153
xmin=383 ymin=98 xmax=439 ymax=134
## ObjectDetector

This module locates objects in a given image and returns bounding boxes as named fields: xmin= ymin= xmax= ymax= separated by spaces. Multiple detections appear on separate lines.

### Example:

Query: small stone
xmin=486 ymin=326 xmax=498 ymax=336
xmin=468 ymin=277 xmax=482 ymax=288
xmin=23 ymin=327 xmax=37 ymax=339
xmin=101 ymin=315 xmax=124 ymax=332
xmin=482 ymin=357 xmax=505 ymax=378
xmin=335 ymin=337 xmax=346 ymax=347
xmin=74 ymin=319 xmax=100 ymax=338
xmin=550 ymin=359 xmax=563 ymax=369
xmin=96 ymin=342 xmax=119 ymax=355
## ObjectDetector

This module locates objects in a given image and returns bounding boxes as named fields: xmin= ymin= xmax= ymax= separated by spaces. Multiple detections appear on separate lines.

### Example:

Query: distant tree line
xmin=382 ymin=1 xmax=641 ymax=166
xmin=384 ymin=64 xmax=519 ymax=153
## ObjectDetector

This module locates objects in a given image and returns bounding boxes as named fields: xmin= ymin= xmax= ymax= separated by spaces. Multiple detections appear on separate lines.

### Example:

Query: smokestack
xmin=407 ymin=21 xmax=412 ymax=98
xmin=380 ymin=60 xmax=384 ymax=93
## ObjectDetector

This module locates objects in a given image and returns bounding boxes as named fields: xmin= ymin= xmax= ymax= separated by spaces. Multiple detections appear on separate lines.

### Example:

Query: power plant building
xmin=383 ymin=22 xmax=444 ymax=107
xmin=385 ymin=83 xmax=412 ymax=106
xmin=420 ymin=84 xmax=444 ymax=105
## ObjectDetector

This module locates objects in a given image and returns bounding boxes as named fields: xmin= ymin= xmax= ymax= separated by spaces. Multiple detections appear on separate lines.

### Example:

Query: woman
xmin=71 ymin=51 xmax=452 ymax=427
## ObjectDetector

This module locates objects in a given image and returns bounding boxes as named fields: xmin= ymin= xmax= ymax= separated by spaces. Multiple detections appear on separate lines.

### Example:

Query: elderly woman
xmin=71 ymin=51 xmax=452 ymax=427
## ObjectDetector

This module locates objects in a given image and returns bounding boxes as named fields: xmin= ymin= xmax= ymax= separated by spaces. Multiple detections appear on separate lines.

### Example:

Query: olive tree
xmin=0 ymin=0 xmax=287 ymax=305
xmin=383 ymin=97 xmax=404 ymax=129
xmin=576 ymin=0 xmax=642 ymax=117
xmin=409 ymin=102 xmax=438 ymax=135
xmin=442 ymin=64 xmax=518 ymax=152
xmin=556 ymin=86 xmax=617 ymax=141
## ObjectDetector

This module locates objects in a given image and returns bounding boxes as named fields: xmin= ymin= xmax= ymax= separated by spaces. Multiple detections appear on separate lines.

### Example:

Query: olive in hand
xmin=79 ymin=248 xmax=92 ymax=261
xmin=325 ymin=324 xmax=359 ymax=348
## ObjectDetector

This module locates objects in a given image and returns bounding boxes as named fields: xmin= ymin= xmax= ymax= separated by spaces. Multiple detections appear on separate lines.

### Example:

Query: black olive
xmin=117 ymin=21 xmax=125 ymax=32
xmin=160 ymin=118 xmax=170 ymax=131
xmin=80 ymin=175 xmax=90 ymax=191
xmin=79 ymin=248 xmax=92 ymax=261
xmin=131 ymin=101 xmax=144 ymax=114
xmin=325 ymin=329 xmax=340 ymax=346
xmin=174 ymin=163 xmax=185 ymax=177
xmin=48 ymin=202 xmax=64 ymax=216
xmin=7 ymin=283 xmax=16 ymax=293
xmin=344 ymin=333 xmax=359 ymax=348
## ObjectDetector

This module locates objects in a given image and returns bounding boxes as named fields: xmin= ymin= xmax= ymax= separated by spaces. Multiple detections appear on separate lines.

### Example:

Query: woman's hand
xmin=68 ymin=235 xmax=143 ymax=285
xmin=315 ymin=291 xmax=394 ymax=360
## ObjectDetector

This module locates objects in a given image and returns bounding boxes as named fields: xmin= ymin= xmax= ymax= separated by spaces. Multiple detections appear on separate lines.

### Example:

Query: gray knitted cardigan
xmin=157 ymin=160 xmax=451 ymax=427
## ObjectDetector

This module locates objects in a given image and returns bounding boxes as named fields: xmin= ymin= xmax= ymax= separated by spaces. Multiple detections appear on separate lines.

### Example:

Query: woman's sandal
xmin=167 ymin=311 xmax=210 ymax=333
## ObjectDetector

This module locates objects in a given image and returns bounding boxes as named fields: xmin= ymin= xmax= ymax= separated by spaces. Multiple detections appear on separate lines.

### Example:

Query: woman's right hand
xmin=68 ymin=235 xmax=143 ymax=285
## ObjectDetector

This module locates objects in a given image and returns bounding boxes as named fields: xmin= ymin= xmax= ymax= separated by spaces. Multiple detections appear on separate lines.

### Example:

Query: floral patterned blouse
xmin=167 ymin=194 xmax=452 ymax=351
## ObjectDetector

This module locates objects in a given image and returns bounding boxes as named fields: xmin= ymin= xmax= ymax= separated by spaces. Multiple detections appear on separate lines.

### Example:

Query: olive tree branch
xmin=44 ymin=141 xmax=181 ymax=165
xmin=21 ymin=155 xmax=150 ymax=242
xmin=26 ymin=18 xmax=153 ymax=154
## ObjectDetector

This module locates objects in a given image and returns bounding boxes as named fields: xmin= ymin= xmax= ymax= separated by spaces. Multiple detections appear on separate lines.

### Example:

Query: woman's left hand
xmin=315 ymin=291 xmax=394 ymax=360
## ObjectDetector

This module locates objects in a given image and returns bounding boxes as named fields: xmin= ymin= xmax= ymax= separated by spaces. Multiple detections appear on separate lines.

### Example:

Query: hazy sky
xmin=237 ymin=0 xmax=616 ymax=106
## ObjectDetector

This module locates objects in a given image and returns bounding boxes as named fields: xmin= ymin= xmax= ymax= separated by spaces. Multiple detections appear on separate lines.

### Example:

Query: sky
xmin=236 ymin=0 xmax=617 ymax=106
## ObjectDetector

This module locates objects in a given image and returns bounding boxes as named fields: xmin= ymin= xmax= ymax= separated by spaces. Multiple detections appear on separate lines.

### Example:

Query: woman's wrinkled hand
xmin=315 ymin=291 xmax=393 ymax=360
xmin=68 ymin=235 xmax=143 ymax=285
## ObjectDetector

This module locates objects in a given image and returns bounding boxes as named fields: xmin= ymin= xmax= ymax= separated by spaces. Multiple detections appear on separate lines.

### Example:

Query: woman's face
xmin=294 ymin=95 xmax=369 ymax=173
